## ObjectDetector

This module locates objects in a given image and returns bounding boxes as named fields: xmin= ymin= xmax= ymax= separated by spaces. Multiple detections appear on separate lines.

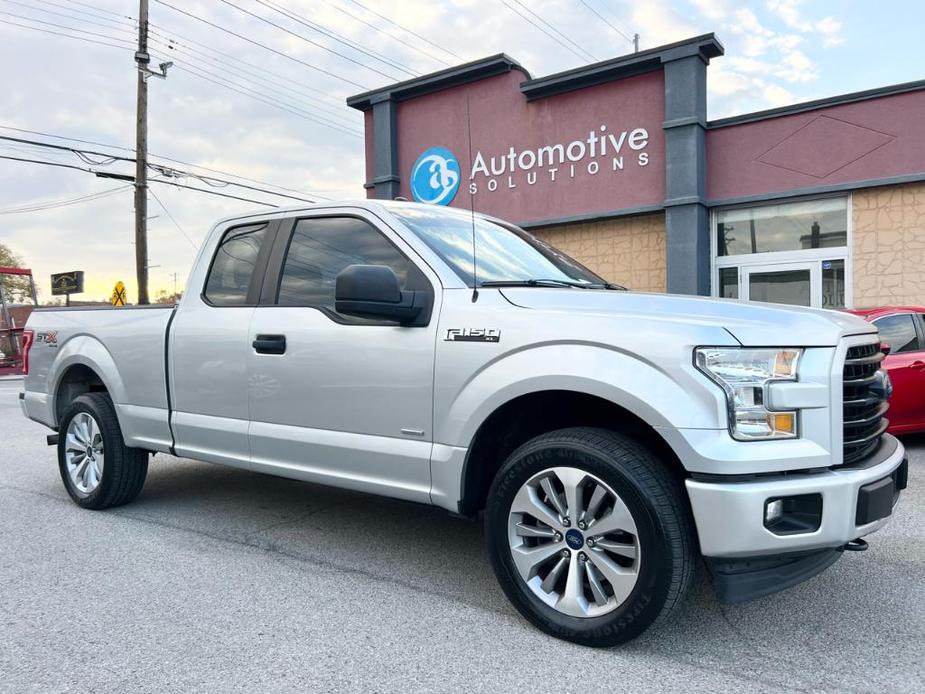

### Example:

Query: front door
xmin=246 ymin=210 xmax=440 ymax=503
xmin=741 ymin=261 xmax=818 ymax=307
xmin=872 ymin=313 xmax=925 ymax=433
xmin=170 ymin=219 xmax=277 ymax=469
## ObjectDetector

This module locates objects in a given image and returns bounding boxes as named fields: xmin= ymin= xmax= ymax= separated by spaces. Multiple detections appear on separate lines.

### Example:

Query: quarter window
xmin=873 ymin=314 xmax=921 ymax=354
xmin=277 ymin=217 xmax=425 ymax=316
xmin=203 ymin=223 xmax=268 ymax=306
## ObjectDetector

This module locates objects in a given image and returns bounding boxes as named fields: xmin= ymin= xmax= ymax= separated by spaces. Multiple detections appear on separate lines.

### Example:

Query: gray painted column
xmin=663 ymin=53 xmax=710 ymax=295
xmin=371 ymin=94 xmax=400 ymax=200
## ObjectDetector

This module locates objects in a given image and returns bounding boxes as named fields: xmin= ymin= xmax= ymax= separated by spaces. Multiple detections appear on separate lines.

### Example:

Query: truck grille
xmin=842 ymin=343 xmax=889 ymax=465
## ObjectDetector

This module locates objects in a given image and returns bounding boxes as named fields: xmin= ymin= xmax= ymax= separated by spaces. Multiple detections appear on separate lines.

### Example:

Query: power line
xmin=0 ymin=10 xmax=360 ymax=136
xmin=0 ymin=12 xmax=134 ymax=49
xmin=316 ymin=0 xmax=453 ymax=68
xmin=163 ymin=60 xmax=361 ymax=138
xmin=149 ymin=178 xmax=278 ymax=207
xmin=577 ymin=0 xmax=634 ymax=44
xmin=343 ymin=0 xmax=464 ymax=63
xmin=147 ymin=186 xmax=197 ymax=248
xmin=4 ymin=0 xmax=134 ymax=35
xmin=0 ymin=125 xmax=333 ymax=200
xmin=0 ymin=135 xmax=323 ymax=203
xmin=147 ymin=33 xmax=355 ymax=125
xmin=252 ymin=0 xmax=419 ymax=77
xmin=216 ymin=0 xmax=405 ymax=82
xmin=153 ymin=0 xmax=369 ymax=89
xmin=147 ymin=24 xmax=351 ymax=110
xmin=0 ymin=185 xmax=131 ymax=215
xmin=509 ymin=0 xmax=596 ymax=61
xmin=67 ymin=0 xmax=126 ymax=19
xmin=3 ymin=153 xmax=282 ymax=206
xmin=497 ymin=0 xmax=593 ymax=63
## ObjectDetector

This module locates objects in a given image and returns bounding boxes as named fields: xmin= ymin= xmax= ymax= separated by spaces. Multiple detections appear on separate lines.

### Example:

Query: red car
xmin=846 ymin=306 xmax=925 ymax=435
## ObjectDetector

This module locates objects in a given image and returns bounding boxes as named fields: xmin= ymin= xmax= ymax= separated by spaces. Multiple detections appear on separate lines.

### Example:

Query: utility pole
xmin=134 ymin=0 xmax=150 ymax=304
xmin=633 ymin=33 xmax=640 ymax=53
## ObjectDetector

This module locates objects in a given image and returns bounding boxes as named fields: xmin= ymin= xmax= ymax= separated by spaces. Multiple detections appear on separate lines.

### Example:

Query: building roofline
xmin=347 ymin=34 xmax=725 ymax=110
xmin=520 ymin=33 xmax=724 ymax=101
xmin=346 ymin=54 xmax=528 ymax=110
xmin=708 ymin=78 xmax=925 ymax=128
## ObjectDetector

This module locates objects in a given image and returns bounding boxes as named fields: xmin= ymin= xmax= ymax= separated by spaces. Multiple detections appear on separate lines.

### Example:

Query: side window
xmin=873 ymin=314 xmax=921 ymax=354
xmin=203 ymin=223 xmax=268 ymax=306
xmin=277 ymin=217 xmax=425 ymax=317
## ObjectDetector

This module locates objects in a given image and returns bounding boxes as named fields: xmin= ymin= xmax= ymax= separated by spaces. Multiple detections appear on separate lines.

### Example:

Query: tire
xmin=57 ymin=392 xmax=148 ymax=510
xmin=485 ymin=427 xmax=694 ymax=647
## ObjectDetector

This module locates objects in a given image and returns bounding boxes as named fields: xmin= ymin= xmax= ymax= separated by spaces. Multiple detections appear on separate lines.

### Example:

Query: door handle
xmin=911 ymin=360 xmax=925 ymax=371
xmin=253 ymin=334 xmax=286 ymax=355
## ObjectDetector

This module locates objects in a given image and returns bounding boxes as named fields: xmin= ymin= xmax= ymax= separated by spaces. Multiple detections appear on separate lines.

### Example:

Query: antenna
xmin=465 ymin=95 xmax=479 ymax=303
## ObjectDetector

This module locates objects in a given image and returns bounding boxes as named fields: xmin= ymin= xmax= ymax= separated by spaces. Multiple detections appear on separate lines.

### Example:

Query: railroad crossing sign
xmin=110 ymin=281 xmax=127 ymax=307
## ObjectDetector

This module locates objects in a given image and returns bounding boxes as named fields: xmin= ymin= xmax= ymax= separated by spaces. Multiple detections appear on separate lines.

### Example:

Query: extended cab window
xmin=277 ymin=217 xmax=426 ymax=315
xmin=874 ymin=314 xmax=921 ymax=353
xmin=204 ymin=222 xmax=268 ymax=305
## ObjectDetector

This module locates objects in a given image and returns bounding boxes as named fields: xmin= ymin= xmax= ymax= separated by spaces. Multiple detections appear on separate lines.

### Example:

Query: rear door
xmin=872 ymin=313 xmax=925 ymax=432
xmin=169 ymin=219 xmax=278 ymax=468
xmin=246 ymin=209 xmax=440 ymax=502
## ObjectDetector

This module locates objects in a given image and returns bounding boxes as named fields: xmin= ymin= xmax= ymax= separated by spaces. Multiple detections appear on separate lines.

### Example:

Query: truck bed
xmin=22 ymin=304 xmax=176 ymax=452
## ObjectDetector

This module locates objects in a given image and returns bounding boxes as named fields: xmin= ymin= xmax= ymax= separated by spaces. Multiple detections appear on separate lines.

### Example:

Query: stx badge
xmin=445 ymin=328 xmax=501 ymax=343
xmin=36 ymin=330 xmax=58 ymax=346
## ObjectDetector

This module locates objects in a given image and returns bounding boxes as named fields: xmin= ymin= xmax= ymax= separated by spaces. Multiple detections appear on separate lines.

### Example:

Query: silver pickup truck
xmin=19 ymin=200 xmax=907 ymax=646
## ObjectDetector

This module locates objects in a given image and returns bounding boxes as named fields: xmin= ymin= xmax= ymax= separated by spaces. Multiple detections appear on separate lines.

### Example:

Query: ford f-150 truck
xmin=19 ymin=200 xmax=907 ymax=646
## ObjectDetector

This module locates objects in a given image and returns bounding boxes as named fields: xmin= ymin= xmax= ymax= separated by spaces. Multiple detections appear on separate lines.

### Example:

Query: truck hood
xmin=498 ymin=289 xmax=876 ymax=347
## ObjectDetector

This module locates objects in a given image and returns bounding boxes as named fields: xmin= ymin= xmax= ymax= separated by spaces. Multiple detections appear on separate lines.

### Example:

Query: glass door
xmin=741 ymin=261 xmax=820 ymax=308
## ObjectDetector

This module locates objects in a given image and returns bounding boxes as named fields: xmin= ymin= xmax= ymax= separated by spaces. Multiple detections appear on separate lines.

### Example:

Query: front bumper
xmin=686 ymin=434 xmax=906 ymax=558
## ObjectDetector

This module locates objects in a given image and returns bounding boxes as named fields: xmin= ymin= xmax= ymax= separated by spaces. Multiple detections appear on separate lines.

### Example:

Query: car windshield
xmin=387 ymin=204 xmax=609 ymax=288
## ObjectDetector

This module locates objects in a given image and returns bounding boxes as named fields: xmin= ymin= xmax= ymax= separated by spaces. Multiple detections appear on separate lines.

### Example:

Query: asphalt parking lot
xmin=1 ymin=377 xmax=923 ymax=693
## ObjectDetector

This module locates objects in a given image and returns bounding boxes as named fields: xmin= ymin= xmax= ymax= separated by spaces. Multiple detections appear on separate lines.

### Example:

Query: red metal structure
xmin=846 ymin=306 xmax=925 ymax=435
xmin=0 ymin=266 xmax=37 ymax=376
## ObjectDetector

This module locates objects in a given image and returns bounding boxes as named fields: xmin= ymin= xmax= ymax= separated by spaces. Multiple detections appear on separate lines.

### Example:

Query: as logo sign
xmin=410 ymin=147 xmax=460 ymax=205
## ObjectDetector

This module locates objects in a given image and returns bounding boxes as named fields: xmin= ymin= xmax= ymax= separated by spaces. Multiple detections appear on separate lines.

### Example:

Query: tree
xmin=0 ymin=242 xmax=34 ymax=305
xmin=154 ymin=289 xmax=183 ymax=304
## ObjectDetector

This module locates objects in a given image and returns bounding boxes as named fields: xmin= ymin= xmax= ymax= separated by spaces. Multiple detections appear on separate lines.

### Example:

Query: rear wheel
xmin=58 ymin=393 xmax=148 ymax=509
xmin=485 ymin=427 xmax=694 ymax=647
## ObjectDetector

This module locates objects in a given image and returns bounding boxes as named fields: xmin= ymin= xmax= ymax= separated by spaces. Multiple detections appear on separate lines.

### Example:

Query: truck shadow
xmin=125 ymin=452 xmax=924 ymax=689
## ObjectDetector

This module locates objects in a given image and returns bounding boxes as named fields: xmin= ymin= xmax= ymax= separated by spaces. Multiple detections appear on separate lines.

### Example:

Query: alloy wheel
xmin=64 ymin=412 xmax=105 ymax=495
xmin=507 ymin=466 xmax=640 ymax=618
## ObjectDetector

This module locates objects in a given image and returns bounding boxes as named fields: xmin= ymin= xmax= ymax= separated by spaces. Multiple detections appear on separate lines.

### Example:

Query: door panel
xmin=247 ymin=212 xmax=439 ymax=501
xmin=169 ymin=220 xmax=276 ymax=467
xmin=874 ymin=314 xmax=925 ymax=432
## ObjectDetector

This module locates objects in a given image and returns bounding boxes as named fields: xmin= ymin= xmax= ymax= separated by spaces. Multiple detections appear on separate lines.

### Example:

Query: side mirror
xmin=335 ymin=265 xmax=424 ymax=325
xmin=880 ymin=342 xmax=891 ymax=356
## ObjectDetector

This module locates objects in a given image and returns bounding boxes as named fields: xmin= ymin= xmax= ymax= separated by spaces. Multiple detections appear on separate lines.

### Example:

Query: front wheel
xmin=485 ymin=427 xmax=694 ymax=647
xmin=58 ymin=392 xmax=148 ymax=509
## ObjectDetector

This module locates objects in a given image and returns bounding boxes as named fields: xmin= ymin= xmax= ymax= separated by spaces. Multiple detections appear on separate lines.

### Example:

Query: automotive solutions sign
xmin=410 ymin=124 xmax=651 ymax=205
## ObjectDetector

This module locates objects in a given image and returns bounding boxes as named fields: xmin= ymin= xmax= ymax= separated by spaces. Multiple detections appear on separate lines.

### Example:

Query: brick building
xmin=348 ymin=34 xmax=925 ymax=309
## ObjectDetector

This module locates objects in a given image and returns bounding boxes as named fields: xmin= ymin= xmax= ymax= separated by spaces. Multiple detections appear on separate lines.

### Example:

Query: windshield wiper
xmin=480 ymin=279 xmax=593 ymax=289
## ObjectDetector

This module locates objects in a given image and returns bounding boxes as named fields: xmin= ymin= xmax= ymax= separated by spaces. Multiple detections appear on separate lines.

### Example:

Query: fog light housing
xmin=765 ymin=498 xmax=783 ymax=524
xmin=764 ymin=494 xmax=823 ymax=535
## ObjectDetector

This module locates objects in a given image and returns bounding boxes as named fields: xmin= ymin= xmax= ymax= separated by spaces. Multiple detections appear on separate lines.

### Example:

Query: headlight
xmin=694 ymin=347 xmax=803 ymax=440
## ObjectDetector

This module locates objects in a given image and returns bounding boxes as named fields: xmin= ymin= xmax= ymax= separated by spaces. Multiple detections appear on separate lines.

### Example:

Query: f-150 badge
xmin=445 ymin=328 xmax=501 ymax=343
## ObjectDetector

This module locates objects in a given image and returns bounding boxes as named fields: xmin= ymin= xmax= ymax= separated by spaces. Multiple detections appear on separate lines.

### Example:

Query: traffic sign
xmin=111 ymin=281 xmax=127 ymax=306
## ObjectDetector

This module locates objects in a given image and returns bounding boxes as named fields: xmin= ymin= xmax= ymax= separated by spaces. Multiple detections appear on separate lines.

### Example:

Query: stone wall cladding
xmin=853 ymin=182 xmax=925 ymax=307
xmin=531 ymin=213 xmax=667 ymax=293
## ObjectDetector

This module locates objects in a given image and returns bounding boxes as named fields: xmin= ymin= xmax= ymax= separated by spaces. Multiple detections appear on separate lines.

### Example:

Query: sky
xmin=0 ymin=0 xmax=921 ymax=303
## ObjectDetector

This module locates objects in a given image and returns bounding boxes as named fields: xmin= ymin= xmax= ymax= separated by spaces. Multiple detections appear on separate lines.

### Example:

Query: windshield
xmin=387 ymin=204 xmax=607 ymax=287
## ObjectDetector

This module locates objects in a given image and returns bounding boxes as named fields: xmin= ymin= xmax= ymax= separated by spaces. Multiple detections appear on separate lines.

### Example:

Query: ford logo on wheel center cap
xmin=565 ymin=529 xmax=584 ymax=550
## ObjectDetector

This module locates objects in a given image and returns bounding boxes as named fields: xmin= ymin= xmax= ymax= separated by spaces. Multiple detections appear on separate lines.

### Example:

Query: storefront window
xmin=717 ymin=198 xmax=847 ymax=256
xmin=821 ymin=259 xmax=845 ymax=308
xmin=718 ymin=267 xmax=738 ymax=298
